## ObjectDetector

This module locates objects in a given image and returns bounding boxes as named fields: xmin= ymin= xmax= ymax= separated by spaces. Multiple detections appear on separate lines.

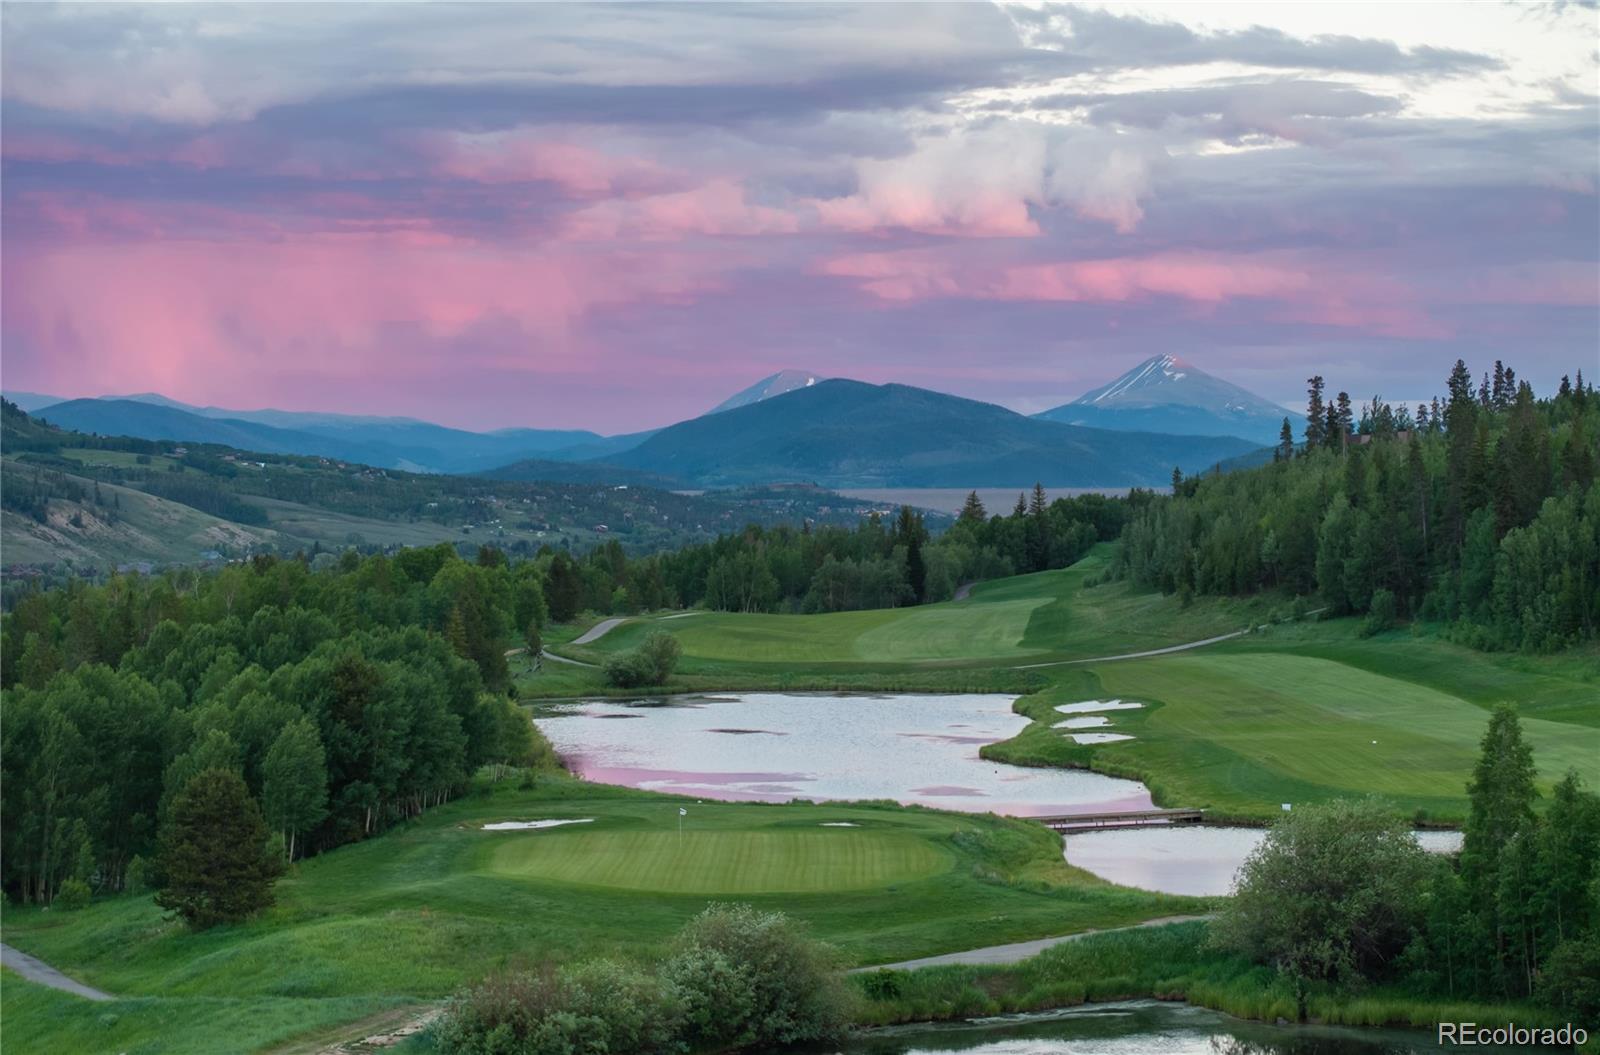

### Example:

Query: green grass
xmin=2 ymin=777 xmax=1192 ymax=1054
xmin=564 ymin=545 xmax=1262 ymax=673
xmin=487 ymin=828 xmax=948 ymax=894
xmin=0 ymin=970 xmax=405 ymax=1055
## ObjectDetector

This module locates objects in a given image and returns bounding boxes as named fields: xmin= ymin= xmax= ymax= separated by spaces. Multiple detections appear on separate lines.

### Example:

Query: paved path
xmin=571 ymin=617 xmax=628 ymax=645
xmin=1 ymin=942 xmax=113 ymax=1001
xmin=539 ymin=649 xmax=596 ymax=668
xmin=1014 ymin=630 xmax=1248 ymax=669
xmin=849 ymin=915 xmax=1210 ymax=973
xmin=952 ymin=581 xmax=977 ymax=602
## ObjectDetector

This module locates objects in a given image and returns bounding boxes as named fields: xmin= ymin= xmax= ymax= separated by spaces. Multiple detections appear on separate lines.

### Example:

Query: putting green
xmin=486 ymin=829 xmax=950 ymax=893
xmin=1091 ymin=652 xmax=1600 ymax=812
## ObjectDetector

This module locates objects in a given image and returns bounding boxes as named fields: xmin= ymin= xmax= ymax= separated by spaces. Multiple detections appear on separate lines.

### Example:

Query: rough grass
xmin=0 ymin=970 xmax=406 ymax=1055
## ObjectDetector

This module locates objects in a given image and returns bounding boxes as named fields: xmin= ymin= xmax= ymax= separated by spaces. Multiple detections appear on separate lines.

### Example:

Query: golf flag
xmin=679 ymin=807 xmax=687 ymax=816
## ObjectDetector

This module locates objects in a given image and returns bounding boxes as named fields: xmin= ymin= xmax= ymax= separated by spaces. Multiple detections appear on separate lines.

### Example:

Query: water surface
xmin=1065 ymin=827 xmax=1465 ymax=896
xmin=535 ymin=692 xmax=1153 ymax=817
xmin=829 ymin=1000 xmax=1555 ymax=1054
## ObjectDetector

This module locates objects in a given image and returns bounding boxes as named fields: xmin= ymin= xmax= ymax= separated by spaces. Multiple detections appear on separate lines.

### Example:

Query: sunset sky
xmin=3 ymin=2 xmax=1596 ymax=432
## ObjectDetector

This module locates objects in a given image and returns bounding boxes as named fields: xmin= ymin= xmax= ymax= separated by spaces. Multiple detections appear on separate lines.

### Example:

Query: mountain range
xmin=11 ymin=356 xmax=1283 ymax=488
xmin=1035 ymin=354 xmax=1300 ymax=447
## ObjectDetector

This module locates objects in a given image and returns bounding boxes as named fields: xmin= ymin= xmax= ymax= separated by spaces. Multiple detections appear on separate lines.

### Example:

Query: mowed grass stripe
xmin=1096 ymin=653 xmax=1600 ymax=801
xmin=486 ymin=830 xmax=949 ymax=894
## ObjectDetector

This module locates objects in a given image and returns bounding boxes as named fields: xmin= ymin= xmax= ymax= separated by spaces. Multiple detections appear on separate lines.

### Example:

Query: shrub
xmin=664 ymin=903 xmax=850 ymax=1049
xmin=54 ymin=878 xmax=91 ymax=910
xmin=1361 ymin=588 xmax=1398 ymax=637
xmin=861 ymin=969 xmax=902 ymax=1000
xmin=1211 ymin=798 xmax=1430 ymax=1020
xmin=1537 ymin=937 xmax=1600 ymax=1020
xmin=602 ymin=630 xmax=681 ymax=689
xmin=432 ymin=961 xmax=679 ymax=1055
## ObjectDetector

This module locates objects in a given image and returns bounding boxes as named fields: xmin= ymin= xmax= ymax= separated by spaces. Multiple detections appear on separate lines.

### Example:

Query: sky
xmin=2 ymin=2 xmax=1596 ymax=432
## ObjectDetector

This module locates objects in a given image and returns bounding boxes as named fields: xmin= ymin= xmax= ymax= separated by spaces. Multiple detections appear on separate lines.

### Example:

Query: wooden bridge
xmin=1034 ymin=808 xmax=1205 ymax=833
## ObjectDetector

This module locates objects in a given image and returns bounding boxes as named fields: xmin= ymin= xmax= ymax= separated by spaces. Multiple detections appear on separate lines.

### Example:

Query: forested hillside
xmin=1116 ymin=361 xmax=1599 ymax=652
xmin=0 ymin=545 xmax=543 ymax=904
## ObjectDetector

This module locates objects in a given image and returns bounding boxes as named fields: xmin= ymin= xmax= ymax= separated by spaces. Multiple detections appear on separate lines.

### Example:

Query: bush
xmin=432 ymin=961 xmax=679 ymax=1055
xmin=54 ymin=878 xmax=91 ymax=910
xmin=433 ymin=904 xmax=848 ymax=1054
xmin=602 ymin=630 xmax=681 ymax=689
xmin=1361 ymin=588 xmax=1398 ymax=637
xmin=665 ymin=903 xmax=850 ymax=1049
xmin=1537 ymin=937 xmax=1600 ymax=1020
xmin=1211 ymin=798 xmax=1431 ymax=1020
xmin=155 ymin=768 xmax=285 ymax=930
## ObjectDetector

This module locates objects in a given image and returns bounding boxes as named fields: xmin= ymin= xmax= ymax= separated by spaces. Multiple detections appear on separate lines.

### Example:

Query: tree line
xmin=1119 ymin=360 xmax=1599 ymax=652
xmin=0 ymin=545 xmax=544 ymax=907
xmin=544 ymin=487 xmax=1140 ymax=618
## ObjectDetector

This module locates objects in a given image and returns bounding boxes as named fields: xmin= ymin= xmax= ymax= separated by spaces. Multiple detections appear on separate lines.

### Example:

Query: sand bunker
xmin=482 ymin=819 xmax=595 ymax=831
xmin=1069 ymin=733 xmax=1136 ymax=745
xmin=1053 ymin=716 xmax=1110 ymax=729
xmin=1055 ymin=699 xmax=1144 ymax=715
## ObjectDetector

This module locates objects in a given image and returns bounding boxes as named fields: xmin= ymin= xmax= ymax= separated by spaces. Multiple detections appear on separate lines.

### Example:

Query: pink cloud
xmin=428 ymin=132 xmax=670 ymax=196
xmin=563 ymin=179 xmax=800 ymax=240
xmin=2 ymin=230 xmax=734 ymax=403
xmin=819 ymin=247 xmax=1448 ymax=339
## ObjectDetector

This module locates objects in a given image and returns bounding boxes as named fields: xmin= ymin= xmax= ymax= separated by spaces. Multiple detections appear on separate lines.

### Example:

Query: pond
xmin=1063 ymin=826 xmax=1465 ymax=897
xmin=825 ymin=999 xmax=1558 ymax=1054
xmin=534 ymin=692 xmax=1154 ymax=817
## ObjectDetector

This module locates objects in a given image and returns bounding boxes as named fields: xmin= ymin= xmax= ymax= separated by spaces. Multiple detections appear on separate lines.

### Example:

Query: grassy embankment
xmin=848 ymin=920 xmax=1577 ymax=1038
xmin=0 ymin=776 xmax=1194 ymax=1055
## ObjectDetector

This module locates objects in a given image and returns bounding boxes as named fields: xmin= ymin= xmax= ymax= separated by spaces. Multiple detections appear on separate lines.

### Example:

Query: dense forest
xmin=1116 ymin=361 xmax=1599 ymax=652
xmin=0 ymin=546 xmax=542 ymax=904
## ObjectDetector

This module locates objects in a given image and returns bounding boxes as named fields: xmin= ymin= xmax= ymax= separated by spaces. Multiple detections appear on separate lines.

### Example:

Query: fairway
xmin=487 ymin=828 xmax=949 ymax=893
xmin=1087 ymin=651 xmax=1600 ymax=817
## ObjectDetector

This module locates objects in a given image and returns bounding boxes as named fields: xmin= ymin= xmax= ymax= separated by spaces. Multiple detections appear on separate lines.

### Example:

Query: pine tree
xmin=1335 ymin=391 xmax=1353 ymax=446
xmin=1276 ymin=418 xmax=1294 ymax=462
xmin=1171 ymin=466 xmax=1183 ymax=494
xmin=957 ymin=490 xmax=987 ymax=523
xmin=156 ymin=769 xmax=284 ymax=930
xmin=1304 ymin=376 xmax=1326 ymax=449
xmin=1462 ymin=706 xmax=1537 ymax=909
xmin=1012 ymin=493 xmax=1027 ymax=518
xmin=1025 ymin=483 xmax=1049 ymax=573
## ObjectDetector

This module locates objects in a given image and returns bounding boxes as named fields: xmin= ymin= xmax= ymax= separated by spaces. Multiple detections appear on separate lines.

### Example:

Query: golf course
xmin=4 ymin=544 xmax=1596 ymax=1053
xmin=559 ymin=545 xmax=1600 ymax=822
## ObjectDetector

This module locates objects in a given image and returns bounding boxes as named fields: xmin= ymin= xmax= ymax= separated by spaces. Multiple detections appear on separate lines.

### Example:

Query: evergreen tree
xmin=1462 ymin=706 xmax=1537 ymax=912
xmin=1276 ymin=418 xmax=1294 ymax=462
xmin=957 ymin=490 xmax=987 ymax=523
xmin=1335 ymin=391 xmax=1353 ymax=446
xmin=1304 ymin=376 xmax=1327 ymax=449
xmin=1025 ymin=483 xmax=1049 ymax=573
xmin=1171 ymin=466 xmax=1183 ymax=494
xmin=156 ymin=768 xmax=284 ymax=929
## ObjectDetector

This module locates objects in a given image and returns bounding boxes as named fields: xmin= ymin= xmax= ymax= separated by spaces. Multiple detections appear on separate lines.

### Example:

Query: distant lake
xmin=534 ymin=692 xmax=1152 ymax=817
xmin=835 ymin=488 xmax=1131 ymax=515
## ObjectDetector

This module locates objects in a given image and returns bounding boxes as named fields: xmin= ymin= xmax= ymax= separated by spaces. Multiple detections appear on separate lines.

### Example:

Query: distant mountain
xmin=30 ymin=397 xmax=645 ymax=475
xmin=1 ymin=391 xmax=69 ymax=413
xmin=1036 ymin=354 xmax=1300 ymax=447
xmin=603 ymin=378 xmax=1259 ymax=488
xmin=707 ymin=369 xmax=824 ymax=415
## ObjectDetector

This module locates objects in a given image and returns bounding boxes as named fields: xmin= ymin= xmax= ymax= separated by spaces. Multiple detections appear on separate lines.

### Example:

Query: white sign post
xmin=678 ymin=806 xmax=687 ymax=839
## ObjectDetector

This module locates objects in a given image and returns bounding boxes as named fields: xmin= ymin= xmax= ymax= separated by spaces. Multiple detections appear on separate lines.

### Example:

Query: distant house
xmin=594 ymin=524 xmax=609 ymax=533
xmin=1350 ymin=430 xmax=1413 ymax=447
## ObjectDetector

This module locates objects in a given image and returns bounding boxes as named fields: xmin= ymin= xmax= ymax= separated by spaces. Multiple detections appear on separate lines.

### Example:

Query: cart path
xmin=1014 ymin=631 xmax=1248 ymax=668
xmin=850 ymin=914 xmax=1211 ymax=973
xmin=1 ymin=942 xmax=113 ymax=1001
xmin=571 ymin=617 xmax=629 ymax=645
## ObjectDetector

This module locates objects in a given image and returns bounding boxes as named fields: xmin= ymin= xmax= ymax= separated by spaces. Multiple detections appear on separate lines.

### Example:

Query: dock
xmin=1035 ymin=808 xmax=1205 ymax=833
